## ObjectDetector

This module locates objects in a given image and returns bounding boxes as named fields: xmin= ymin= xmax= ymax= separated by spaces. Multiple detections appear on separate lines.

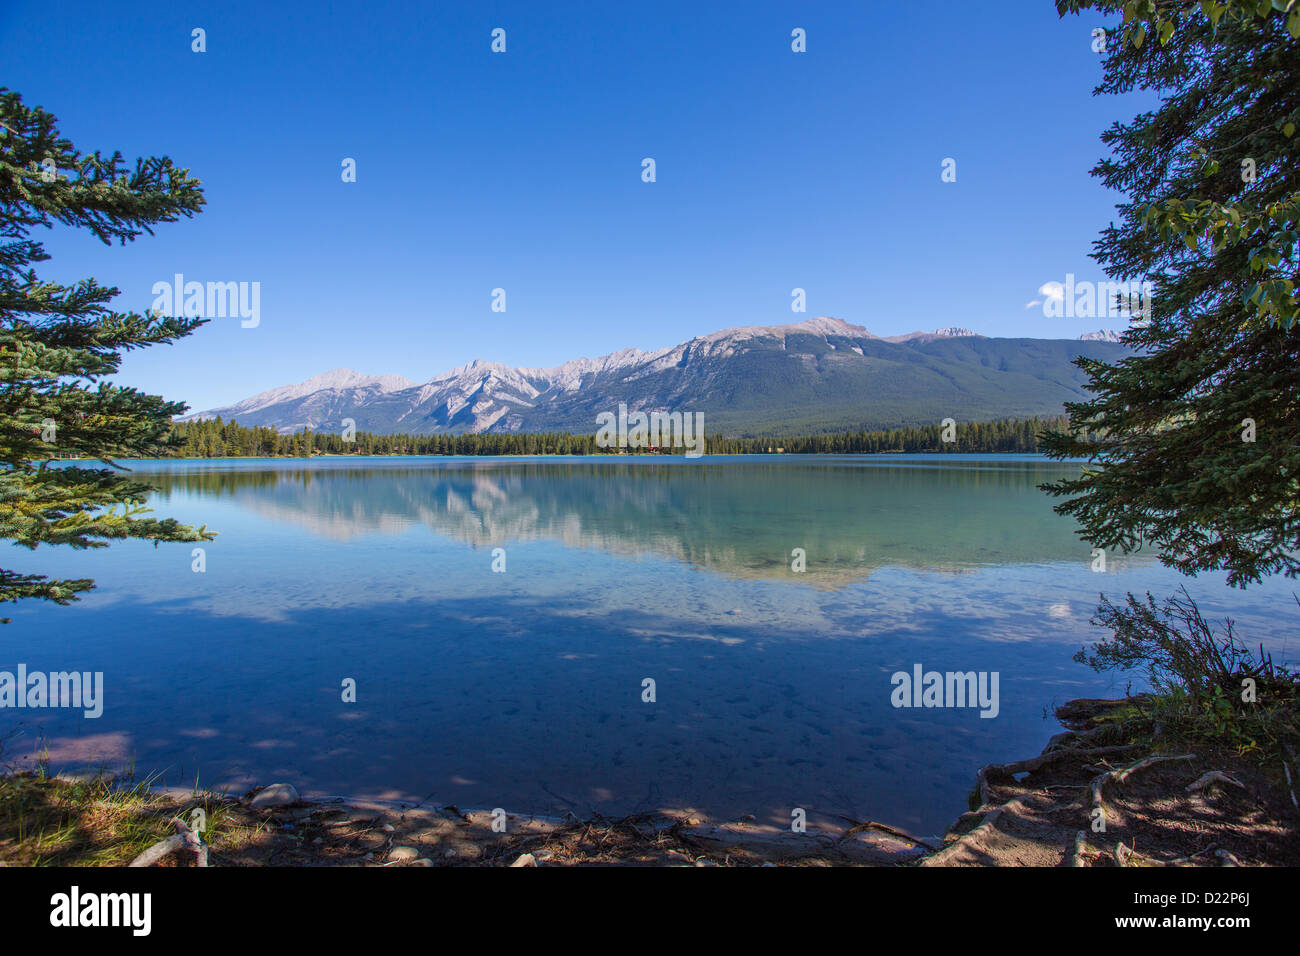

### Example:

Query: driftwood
xmin=834 ymin=817 xmax=937 ymax=852
xmin=128 ymin=817 xmax=208 ymax=868
xmin=1067 ymin=830 xmax=1088 ymax=867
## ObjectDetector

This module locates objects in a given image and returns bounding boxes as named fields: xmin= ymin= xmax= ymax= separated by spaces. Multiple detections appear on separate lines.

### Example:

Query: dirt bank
xmin=923 ymin=697 xmax=1300 ymax=867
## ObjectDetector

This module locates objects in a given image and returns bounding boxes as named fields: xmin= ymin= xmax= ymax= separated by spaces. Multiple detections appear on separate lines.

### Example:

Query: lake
xmin=3 ymin=454 xmax=1295 ymax=835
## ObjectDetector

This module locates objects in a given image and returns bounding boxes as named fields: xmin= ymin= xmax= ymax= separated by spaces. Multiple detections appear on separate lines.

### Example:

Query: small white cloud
xmin=1026 ymin=281 xmax=1065 ymax=310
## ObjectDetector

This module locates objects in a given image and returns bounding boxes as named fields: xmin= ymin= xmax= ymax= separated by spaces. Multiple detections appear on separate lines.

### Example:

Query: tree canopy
xmin=1043 ymin=1 xmax=1300 ymax=587
xmin=0 ymin=89 xmax=213 ymax=620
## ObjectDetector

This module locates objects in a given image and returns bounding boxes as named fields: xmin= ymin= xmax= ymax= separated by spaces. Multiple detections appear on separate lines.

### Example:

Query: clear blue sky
xmin=2 ymin=0 xmax=1146 ymax=412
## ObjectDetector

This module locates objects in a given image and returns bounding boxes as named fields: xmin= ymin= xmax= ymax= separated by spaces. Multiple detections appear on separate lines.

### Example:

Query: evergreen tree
xmin=0 ymin=89 xmax=213 ymax=619
xmin=1043 ymin=2 xmax=1300 ymax=586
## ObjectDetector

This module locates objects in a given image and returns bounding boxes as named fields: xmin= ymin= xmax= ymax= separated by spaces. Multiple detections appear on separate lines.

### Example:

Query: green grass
xmin=0 ymin=770 xmax=233 ymax=866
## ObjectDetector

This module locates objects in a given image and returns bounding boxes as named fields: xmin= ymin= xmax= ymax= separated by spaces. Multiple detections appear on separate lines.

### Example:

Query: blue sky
xmin=2 ymin=0 xmax=1148 ymax=412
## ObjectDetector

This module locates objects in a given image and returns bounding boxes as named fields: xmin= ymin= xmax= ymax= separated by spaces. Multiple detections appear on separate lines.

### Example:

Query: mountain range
xmin=187 ymin=317 xmax=1129 ymax=437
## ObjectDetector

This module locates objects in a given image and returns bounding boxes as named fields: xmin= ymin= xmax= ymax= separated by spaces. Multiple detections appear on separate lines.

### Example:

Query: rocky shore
xmin=4 ymin=697 xmax=1296 ymax=867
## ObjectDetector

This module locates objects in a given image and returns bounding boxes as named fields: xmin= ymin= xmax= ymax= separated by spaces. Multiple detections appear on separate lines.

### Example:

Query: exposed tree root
xmin=1169 ymin=845 xmax=1219 ymax=865
xmin=977 ymin=744 xmax=1141 ymax=804
xmin=1185 ymin=771 xmax=1244 ymax=793
xmin=1090 ymin=753 xmax=1194 ymax=817
xmin=1113 ymin=840 xmax=1220 ymax=867
xmin=922 ymin=692 xmax=1299 ymax=868
xmin=920 ymin=795 xmax=1032 ymax=866
xmin=985 ymin=744 xmax=1142 ymax=779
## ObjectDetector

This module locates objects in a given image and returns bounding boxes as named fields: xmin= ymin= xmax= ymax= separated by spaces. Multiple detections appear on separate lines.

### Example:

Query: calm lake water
xmin=3 ymin=455 xmax=1296 ymax=834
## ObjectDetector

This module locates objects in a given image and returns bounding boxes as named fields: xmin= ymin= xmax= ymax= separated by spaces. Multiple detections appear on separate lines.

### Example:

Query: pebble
xmin=250 ymin=783 xmax=300 ymax=808
xmin=389 ymin=846 xmax=421 ymax=861
xmin=509 ymin=853 xmax=537 ymax=867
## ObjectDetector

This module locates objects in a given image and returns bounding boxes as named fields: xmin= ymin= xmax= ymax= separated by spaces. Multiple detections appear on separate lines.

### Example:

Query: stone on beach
xmin=250 ymin=783 xmax=301 ymax=808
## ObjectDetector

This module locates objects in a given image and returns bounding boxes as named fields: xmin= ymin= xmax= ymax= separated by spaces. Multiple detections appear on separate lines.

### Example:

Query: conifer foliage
xmin=0 ymin=89 xmax=213 ymax=620
xmin=1043 ymin=2 xmax=1300 ymax=587
xmin=161 ymin=414 xmax=1064 ymax=457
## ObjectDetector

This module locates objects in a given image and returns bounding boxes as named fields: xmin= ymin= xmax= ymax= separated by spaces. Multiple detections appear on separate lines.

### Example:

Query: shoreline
xmin=5 ymin=697 xmax=1296 ymax=867
xmin=52 ymin=450 xmax=1084 ymax=462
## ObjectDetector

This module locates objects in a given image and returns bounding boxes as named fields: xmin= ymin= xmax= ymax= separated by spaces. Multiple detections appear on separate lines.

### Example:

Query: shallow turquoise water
xmin=2 ymin=455 xmax=1294 ymax=833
